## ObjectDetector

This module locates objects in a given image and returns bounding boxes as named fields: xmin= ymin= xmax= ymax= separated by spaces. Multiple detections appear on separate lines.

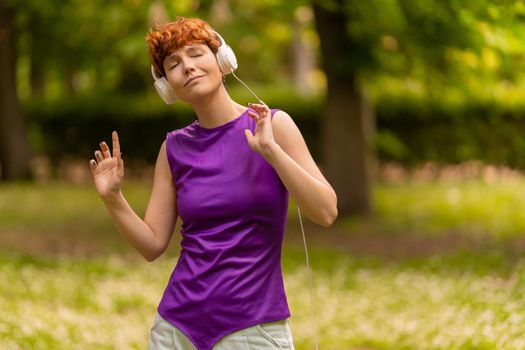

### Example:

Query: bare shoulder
xmin=157 ymin=140 xmax=168 ymax=163
xmin=155 ymin=140 xmax=172 ymax=179
xmin=159 ymin=139 xmax=167 ymax=153
xmin=270 ymin=109 xmax=335 ymax=191
xmin=271 ymin=110 xmax=305 ymax=148
xmin=272 ymin=109 xmax=294 ymax=125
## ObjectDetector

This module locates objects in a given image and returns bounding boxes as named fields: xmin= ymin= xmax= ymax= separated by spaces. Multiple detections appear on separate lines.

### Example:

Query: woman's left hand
xmin=244 ymin=103 xmax=277 ymax=157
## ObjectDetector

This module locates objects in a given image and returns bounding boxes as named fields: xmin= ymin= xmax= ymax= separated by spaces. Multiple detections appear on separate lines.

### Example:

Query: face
xmin=162 ymin=43 xmax=223 ymax=103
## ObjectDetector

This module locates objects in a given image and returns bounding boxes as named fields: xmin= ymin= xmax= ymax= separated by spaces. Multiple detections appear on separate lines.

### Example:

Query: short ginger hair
xmin=146 ymin=17 xmax=221 ymax=77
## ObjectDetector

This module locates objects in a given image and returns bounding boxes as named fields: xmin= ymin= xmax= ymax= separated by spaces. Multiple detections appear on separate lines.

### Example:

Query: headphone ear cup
xmin=216 ymin=44 xmax=238 ymax=75
xmin=151 ymin=66 xmax=177 ymax=104
xmin=154 ymin=77 xmax=177 ymax=104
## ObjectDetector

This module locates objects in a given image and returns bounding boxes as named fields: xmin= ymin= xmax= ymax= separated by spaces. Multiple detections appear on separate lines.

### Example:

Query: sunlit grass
xmin=287 ymin=249 xmax=525 ymax=350
xmin=0 ymin=181 xmax=150 ymax=230
xmin=2 ymin=248 xmax=525 ymax=349
xmin=3 ymin=179 xmax=525 ymax=348
xmin=375 ymin=179 xmax=525 ymax=238
xmin=4 ymin=178 xmax=525 ymax=238
xmin=0 ymin=252 xmax=161 ymax=349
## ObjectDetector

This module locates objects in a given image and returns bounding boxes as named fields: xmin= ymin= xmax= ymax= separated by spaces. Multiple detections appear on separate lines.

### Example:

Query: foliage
xmin=23 ymin=87 xmax=323 ymax=165
xmin=373 ymin=87 xmax=525 ymax=167
xmin=21 ymin=85 xmax=525 ymax=168
xmin=10 ymin=0 xmax=525 ymax=168
xmin=9 ymin=0 xmax=313 ymax=99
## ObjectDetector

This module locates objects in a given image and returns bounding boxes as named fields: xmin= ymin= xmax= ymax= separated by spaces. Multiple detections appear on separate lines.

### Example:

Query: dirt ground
xmin=2 ymin=215 xmax=525 ymax=264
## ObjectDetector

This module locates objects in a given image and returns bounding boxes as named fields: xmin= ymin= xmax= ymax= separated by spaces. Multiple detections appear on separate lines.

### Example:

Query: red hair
xmin=146 ymin=17 xmax=221 ymax=77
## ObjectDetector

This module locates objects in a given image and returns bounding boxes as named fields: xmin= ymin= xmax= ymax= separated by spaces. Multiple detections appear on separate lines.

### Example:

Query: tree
xmin=313 ymin=0 xmax=374 ymax=215
xmin=311 ymin=0 xmax=487 ymax=216
xmin=0 ymin=0 xmax=32 ymax=180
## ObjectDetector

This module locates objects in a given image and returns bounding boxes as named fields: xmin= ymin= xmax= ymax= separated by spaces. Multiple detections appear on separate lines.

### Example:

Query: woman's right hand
xmin=89 ymin=131 xmax=124 ymax=199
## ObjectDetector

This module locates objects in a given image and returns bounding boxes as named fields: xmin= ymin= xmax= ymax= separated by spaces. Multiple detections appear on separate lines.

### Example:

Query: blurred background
xmin=3 ymin=0 xmax=525 ymax=349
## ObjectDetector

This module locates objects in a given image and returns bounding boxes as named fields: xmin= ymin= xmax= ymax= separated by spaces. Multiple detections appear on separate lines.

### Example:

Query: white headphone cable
xmin=230 ymin=71 xmax=320 ymax=350
xmin=231 ymin=70 xmax=265 ymax=105
xmin=298 ymin=206 xmax=319 ymax=350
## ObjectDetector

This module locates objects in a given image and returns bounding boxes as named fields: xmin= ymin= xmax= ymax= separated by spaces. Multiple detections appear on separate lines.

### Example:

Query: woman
xmin=89 ymin=17 xmax=337 ymax=350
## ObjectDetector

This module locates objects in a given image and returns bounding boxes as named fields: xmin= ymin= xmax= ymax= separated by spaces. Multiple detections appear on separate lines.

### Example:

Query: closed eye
xmin=167 ymin=52 xmax=203 ymax=70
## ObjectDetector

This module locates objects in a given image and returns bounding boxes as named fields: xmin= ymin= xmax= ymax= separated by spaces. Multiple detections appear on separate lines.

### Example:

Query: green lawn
xmin=374 ymin=179 xmax=525 ymax=239
xmin=2 ymin=179 xmax=525 ymax=349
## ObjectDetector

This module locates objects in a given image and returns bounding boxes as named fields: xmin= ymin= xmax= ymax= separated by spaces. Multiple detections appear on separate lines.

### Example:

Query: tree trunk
xmin=313 ymin=0 xmax=373 ymax=216
xmin=0 ymin=0 xmax=32 ymax=180
xmin=292 ymin=9 xmax=316 ymax=97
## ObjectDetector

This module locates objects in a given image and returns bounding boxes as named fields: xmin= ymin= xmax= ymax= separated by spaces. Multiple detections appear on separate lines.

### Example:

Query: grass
xmin=374 ymin=179 xmax=525 ymax=239
xmin=0 ymin=180 xmax=149 ymax=230
xmin=2 ymin=178 xmax=525 ymax=349
xmin=2 ymin=248 xmax=525 ymax=349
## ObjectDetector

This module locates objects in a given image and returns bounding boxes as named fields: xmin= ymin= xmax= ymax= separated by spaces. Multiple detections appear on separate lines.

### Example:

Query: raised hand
xmin=89 ymin=131 xmax=124 ymax=198
xmin=244 ymin=103 xmax=276 ymax=157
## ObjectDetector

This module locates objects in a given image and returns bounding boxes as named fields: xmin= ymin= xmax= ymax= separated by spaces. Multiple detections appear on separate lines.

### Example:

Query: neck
xmin=190 ymin=86 xmax=246 ymax=128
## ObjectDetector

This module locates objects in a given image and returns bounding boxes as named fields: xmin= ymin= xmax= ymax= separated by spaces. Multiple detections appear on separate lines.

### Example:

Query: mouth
xmin=184 ymin=75 xmax=205 ymax=87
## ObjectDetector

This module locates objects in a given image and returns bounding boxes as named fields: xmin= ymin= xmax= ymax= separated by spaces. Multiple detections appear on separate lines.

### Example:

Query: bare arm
xmin=244 ymin=105 xmax=338 ymax=227
xmin=89 ymin=132 xmax=178 ymax=261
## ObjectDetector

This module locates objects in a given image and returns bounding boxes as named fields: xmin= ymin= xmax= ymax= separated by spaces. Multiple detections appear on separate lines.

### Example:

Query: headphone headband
xmin=213 ymin=31 xmax=227 ymax=47
xmin=151 ymin=65 xmax=162 ymax=80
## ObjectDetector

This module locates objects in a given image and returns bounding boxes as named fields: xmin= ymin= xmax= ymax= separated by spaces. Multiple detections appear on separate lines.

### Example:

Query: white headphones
xmin=151 ymin=31 xmax=238 ymax=104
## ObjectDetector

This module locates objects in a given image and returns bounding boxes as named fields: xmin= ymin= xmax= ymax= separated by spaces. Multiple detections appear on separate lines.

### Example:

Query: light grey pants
xmin=148 ymin=312 xmax=295 ymax=350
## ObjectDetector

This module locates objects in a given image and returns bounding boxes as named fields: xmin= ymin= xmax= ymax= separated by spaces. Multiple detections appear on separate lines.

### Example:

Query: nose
xmin=183 ymin=61 xmax=195 ymax=75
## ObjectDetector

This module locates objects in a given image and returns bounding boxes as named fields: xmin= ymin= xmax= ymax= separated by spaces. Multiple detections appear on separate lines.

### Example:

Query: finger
xmin=248 ymin=111 xmax=263 ymax=123
xmin=249 ymin=105 xmax=265 ymax=113
xmin=95 ymin=150 xmax=103 ymax=161
xmin=248 ymin=102 xmax=269 ymax=112
xmin=248 ymin=111 xmax=260 ymax=121
xmin=100 ymin=141 xmax=111 ymax=158
xmin=112 ymin=131 xmax=121 ymax=160
xmin=248 ymin=102 xmax=266 ymax=109
xmin=89 ymin=159 xmax=97 ymax=171
xmin=251 ymin=107 xmax=269 ymax=119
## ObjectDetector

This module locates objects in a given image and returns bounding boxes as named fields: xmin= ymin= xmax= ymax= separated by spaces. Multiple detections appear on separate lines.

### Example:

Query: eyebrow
xmin=165 ymin=46 xmax=203 ymax=62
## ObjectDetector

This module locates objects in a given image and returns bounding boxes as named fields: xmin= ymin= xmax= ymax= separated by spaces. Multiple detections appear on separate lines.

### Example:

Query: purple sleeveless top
xmin=158 ymin=108 xmax=291 ymax=350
